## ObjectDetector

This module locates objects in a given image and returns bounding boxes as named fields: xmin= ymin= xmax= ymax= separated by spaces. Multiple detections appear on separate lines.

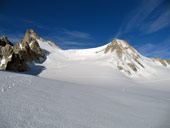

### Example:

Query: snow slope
xmin=1 ymin=71 xmax=170 ymax=128
xmin=1 ymin=30 xmax=170 ymax=128
xmin=26 ymin=35 xmax=170 ymax=84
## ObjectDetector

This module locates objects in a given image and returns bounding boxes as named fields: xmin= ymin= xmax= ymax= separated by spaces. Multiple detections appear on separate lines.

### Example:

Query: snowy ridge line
xmin=33 ymin=32 xmax=170 ymax=78
xmin=1 ymin=29 xmax=170 ymax=79
xmin=1 ymin=28 xmax=170 ymax=128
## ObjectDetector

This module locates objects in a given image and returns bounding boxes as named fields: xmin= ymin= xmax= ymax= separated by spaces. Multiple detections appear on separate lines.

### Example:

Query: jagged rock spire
xmin=22 ymin=29 xmax=40 ymax=43
xmin=0 ymin=36 xmax=13 ymax=46
xmin=0 ymin=29 xmax=45 ymax=72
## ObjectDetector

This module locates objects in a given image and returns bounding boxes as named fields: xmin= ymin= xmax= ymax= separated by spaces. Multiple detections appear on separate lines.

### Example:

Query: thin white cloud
xmin=114 ymin=0 xmax=166 ymax=37
xmin=125 ymin=0 xmax=164 ymax=32
xmin=136 ymin=37 xmax=170 ymax=58
xmin=0 ymin=15 xmax=94 ymax=49
xmin=20 ymin=19 xmax=46 ymax=29
xmin=0 ymin=28 xmax=24 ymax=43
xmin=42 ymin=30 xmax=95 ymax=49
xmin=43 ymin=29 xmax=95 ymax=48
xmin=7 ymin=37 xmax=20 ymax=43
xmin=146 ymin=9 xmax=170 ymax=33
xmin=113 ymin=0 xmax=170 ymax=59
xmin=63 ymin=29 xmax=91 ymax=39
xmin=60 ymin=41 xmax=87 ymax=46
xmin=6 ymin=33 xmax=24 ymax=43
xmin=50 ymin=36 xmax=87 ymax=45
xmin=0 ymin=15 xmax=45 ymax=29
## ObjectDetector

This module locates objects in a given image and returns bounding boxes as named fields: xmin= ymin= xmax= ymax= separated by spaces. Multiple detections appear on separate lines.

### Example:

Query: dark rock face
xmin=6 ymin=53 xmax=29 ymax=72
xmin=0 ymin=29 xmax=45 ymax=72
xmin=0 ymin=40 xmax=6 ymax=46
xmin=20 ymin=29 xmax=44 ymax=62
xmin=0 ymin=36 xmax=13 ymax=46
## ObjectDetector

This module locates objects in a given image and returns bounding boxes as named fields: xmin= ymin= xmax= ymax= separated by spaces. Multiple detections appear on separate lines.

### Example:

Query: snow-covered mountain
xmin=19 ymin=29 xmax=169 ymax=79
xmin=1 ymin=29 xmax=170 ymax=128
xmin=1 ymin=29 xmax=170 ymax=79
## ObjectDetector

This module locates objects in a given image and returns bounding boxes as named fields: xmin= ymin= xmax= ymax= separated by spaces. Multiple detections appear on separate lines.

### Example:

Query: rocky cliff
xmin=0 ymin=29 xmax=45 ymax=72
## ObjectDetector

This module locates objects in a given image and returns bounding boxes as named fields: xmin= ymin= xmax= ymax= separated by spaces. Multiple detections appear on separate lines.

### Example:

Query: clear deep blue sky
xmin=0 ymin=0 xmax=170 ymax=58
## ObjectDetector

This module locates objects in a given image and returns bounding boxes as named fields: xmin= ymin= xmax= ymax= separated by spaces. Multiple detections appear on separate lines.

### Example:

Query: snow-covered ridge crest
xmin=1 ymin=29 xmax=170 ymax=78
xmin=21 ymin=29 xmax=170 ymax=77
xmin=24 ymin=29 xmax=61 ymax=51
xmin=98 ymin=39 xmax=170 ymax=76
xmin=56 ymin=39 xmax=170 ymax=77
xmin=100 ymin=39 xmax=146 ymax=76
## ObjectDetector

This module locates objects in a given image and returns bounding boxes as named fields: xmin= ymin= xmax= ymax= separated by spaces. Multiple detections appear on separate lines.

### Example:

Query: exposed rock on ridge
xmin=0 ymin=29 xmax=45 ymax=72
xmin=101 ymin=39 xmax=145 ymax=75
xmin=0 ymin=29 xmax=169 ymax=77
xmin=150 ymin=58 xmax=170 ymax=67
xmin=100 ymin=39 xmax=170 ymax=76
xmin=0 ymin=36 xmax=13 ymax=46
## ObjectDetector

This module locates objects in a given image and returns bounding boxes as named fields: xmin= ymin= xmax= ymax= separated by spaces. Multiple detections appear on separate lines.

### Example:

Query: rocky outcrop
xmin=101 ymin=39 xmax=170 ymax=76
xmin=1 ymin=30 xmax=169 ymax=76
xmin=19 ymin=29 xmax=44 ymax=62
xmin=151 ymin=58 xmax=170 ymax=67
xmin=102 ymin=39 xmax=145 ymax=75
xmin=0 ymin=36 xmax=13 ymax=46
xmin=0 ymin=43 xmax=13 ymax=69
xmin=151 ymin=58 xmax=167 ymax=66
xmin=166 ymin=59 xmax=170 ymax=65
xmin=0 ymin=29 xmax=45 ymax=72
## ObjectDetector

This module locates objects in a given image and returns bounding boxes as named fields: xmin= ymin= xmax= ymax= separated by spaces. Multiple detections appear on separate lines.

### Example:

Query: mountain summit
xmin=0 ymin=29 xmax=170 ymax=77
xmin=102 ymin=39 xmax=146 ymax=75
xmin=99 ymin=39 xmax=170 ymax=76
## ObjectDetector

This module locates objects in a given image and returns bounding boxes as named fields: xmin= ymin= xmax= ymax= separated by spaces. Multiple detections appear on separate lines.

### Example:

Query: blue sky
xmin=0 ymin=0 xmax=170 ymax=59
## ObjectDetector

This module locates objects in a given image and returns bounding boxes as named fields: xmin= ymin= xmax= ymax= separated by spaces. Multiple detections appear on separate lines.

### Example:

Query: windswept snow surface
xmin=1 ymin=37 xmax=170 ymax=128
xmin=0 ymin=71 xmax=170 ymax=128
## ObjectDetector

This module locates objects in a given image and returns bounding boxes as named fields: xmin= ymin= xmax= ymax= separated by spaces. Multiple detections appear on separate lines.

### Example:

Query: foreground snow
xmin=1 ymin=32 xmax=170 ymax=128
xmin=1 ymin=71 xmax=170 ymax=128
